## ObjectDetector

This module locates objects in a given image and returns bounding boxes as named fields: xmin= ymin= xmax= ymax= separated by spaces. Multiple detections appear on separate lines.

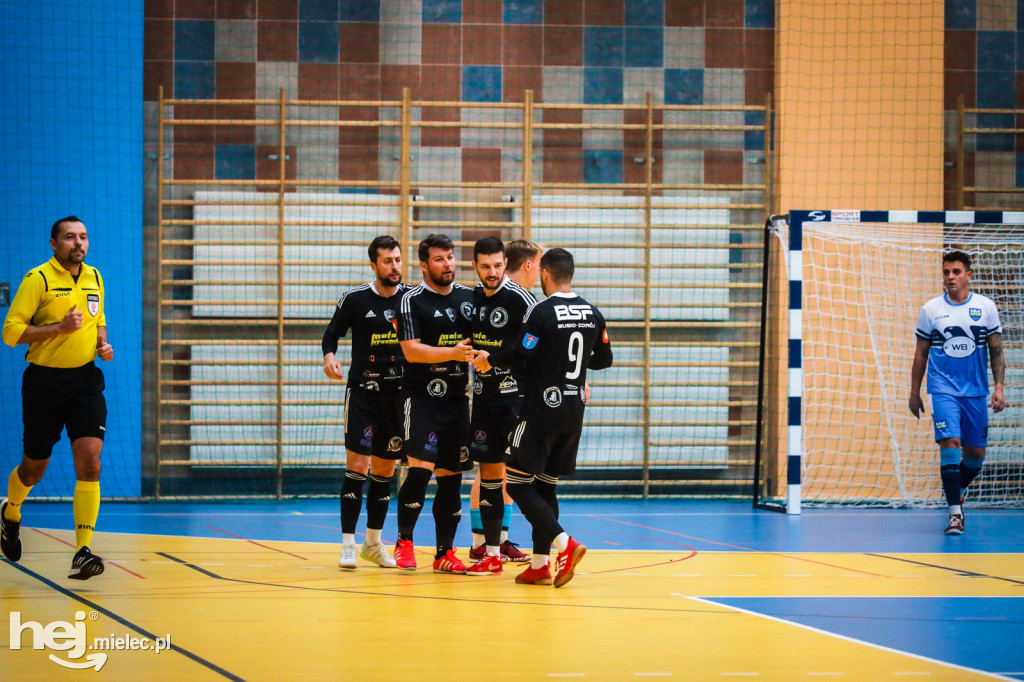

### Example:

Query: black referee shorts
xmin=344 ymin=387 xmax=404 ymax=459
xmin=403 ymin=394 xmax=472 ymax=472
xmin=469 ymin=400 xmax=519 ymax=464
xmin=22 ymin=362 xmax=107 ymax=460
xmin=506 ymin=417 xmax=583 ymax=477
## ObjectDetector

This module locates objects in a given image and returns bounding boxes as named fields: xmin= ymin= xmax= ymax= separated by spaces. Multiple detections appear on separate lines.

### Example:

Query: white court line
xmin=689 ymin=597 xmax=1012 ymax=681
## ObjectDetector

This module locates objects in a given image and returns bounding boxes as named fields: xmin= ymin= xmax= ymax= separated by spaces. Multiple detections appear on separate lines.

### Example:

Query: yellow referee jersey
xmin=2 ymin=256 xmax=107 ymax=368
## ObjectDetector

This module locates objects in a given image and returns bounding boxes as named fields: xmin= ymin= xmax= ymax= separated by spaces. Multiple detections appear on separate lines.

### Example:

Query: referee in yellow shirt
xmin=1 ymin=216 xmax=112 ymax=580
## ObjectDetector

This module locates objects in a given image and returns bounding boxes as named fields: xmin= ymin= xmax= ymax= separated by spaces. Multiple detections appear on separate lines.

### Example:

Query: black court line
xmin=2 ymin=558 xmax=245 ymax=681
xmin=155 ymin=551 xmax=719 ymax=614
xmin=867 ymin=553 xmax=1024 ymax=586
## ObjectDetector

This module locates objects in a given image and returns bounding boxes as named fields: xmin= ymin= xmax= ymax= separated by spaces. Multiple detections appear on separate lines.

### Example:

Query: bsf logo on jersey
xmin=473 ymin=379 xmax=483 ymax=394
xmin=523 ymin=334 xmax=538 ymax=349
xmin=445 ymin=308 xmax=456 ymax=322
xmin=427 ymin=378 xmax=448 ymax=397
xmin=489 ymin=307 xmax=508 ymax=328
xmin=87 ymin=294 xmax=100 ymax=317
xmin=969 ymin=307 xmax=982 ymax=321
xmin=554 ymin=304 xmax=593 ymax=321
xmin=461 ymin=302 xmax=474 ymax=320
xmin=383 ymin=309 xmax=395 ymax=322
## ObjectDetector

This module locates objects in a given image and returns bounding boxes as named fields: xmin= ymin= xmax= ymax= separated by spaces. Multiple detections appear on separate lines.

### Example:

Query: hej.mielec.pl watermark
xmin=10 ymin=610 xmax=172 ymax=671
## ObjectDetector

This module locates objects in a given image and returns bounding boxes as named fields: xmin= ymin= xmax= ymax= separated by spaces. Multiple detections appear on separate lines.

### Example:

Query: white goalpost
xmin=773 ymin=210 xmax=1024 ymax=510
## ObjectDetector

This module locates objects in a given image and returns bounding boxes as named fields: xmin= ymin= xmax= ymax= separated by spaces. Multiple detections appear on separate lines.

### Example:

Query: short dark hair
xmin=540 ymin=247 xmax=574 ymax=284
xmin=473 ymin=236 xmax=504 ymax=260
xmin=943 ymin=250 xmax=972 ymax=272
xmin=51 ymin=216 xmax=83 ymax=240
xmin=505 ymin=239 xmax=542 ymax=272
xmin=418 ymin=233 xmax=454 ymax=262
xmin=368 ymin=235 xmax=401 ymax=263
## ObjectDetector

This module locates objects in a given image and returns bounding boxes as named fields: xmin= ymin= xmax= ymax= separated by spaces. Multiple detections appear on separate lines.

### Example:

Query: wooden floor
xmin=2 ymin=500 xmax=1022 ymax=680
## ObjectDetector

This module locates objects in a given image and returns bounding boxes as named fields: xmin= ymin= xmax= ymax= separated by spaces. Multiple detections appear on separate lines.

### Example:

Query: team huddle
xmin=321 ymin=234 xmax=612 ymax=586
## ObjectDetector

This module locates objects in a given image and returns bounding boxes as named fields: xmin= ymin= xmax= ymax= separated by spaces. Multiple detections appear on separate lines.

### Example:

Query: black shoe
xmin=0 ymin=499 xmax=22 ymax=562
xmin=68 ymin=546 xmax=105 ymax=580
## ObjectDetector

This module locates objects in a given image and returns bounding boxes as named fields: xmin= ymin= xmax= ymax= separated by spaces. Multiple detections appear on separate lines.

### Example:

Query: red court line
xmin=206 ymin=526 xmax=308 ymax=560
xmin=30 ymin=527 xmax=147 ymax=579
xmin=587 ymin=547 xmax=699 ymax=574
xmin=587 ymin=515 xmax=886 ymax=577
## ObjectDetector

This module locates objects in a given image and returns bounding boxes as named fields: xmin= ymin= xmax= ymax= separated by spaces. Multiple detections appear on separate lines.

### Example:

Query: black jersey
xmin=397 ymin=282 xmax=475 ymax=400
xmin=321 ymin=282 xmax=409 ymax=392
xmin=471 ymin=277 xmax=536 ymax=406
xmin=493 ymin=291 xmax=613 ymax=425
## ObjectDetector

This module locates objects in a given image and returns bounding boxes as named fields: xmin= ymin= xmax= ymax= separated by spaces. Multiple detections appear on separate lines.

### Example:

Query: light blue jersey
xmin=915 ymin=292 xmax=1001 ymax=397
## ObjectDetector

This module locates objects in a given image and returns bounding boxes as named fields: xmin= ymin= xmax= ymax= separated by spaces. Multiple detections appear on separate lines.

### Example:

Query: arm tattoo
xmin=990 ymin=342 xmax=1006 ymax=385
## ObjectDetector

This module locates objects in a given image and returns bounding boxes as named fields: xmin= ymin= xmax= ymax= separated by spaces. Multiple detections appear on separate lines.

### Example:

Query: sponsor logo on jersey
xmin=489 ymin=307 xmax=508 ymax=328
xmin=935 ymin=420 xmax=947 ymax=430
xmin=543 ymin=386 xmax=562 ymax=408
xmin=365 ymin=310 xmax=376 ymax=318
xmin=523 ymin=334 xmax=538 ymax=349
xmin=388 ymin=436 xmax=403 ymax=452
xmin=446 ymin=308 xmax=456 ymax=322
xmin=969 ymin=307 xmax=982 ymax=321
xmin=427 ymin=378 xmax=448 ymax=397
xmin=554 ymin=304 xmax=594 ymax=321
xmin=498 ymin=375 xmax=518 ymax=393
xmin=942 ymin=336 xmax=976 ymax=358
xmin=364 ymin=380 xmax=380 ymax=391
xmin=87 ymin=293 xmax=100 ymax=317
xmin=461 ymin=302 xmax=474 ymax=320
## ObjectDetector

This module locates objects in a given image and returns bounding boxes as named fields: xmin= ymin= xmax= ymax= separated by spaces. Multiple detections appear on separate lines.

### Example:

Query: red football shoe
xmin=466 ymin=553 xmax=503 ymax=576
xmin=432 ymin=549 xmax=468 ymax=574
xmin=515 ymin=564 xmax=553 ymax=585
xmin=500 ymin=540 xmax=530 ymax=563
xmin=394 ymin=539 xmax=417 ymax=570
xmin=553 ymin=537 xmax=587 ymax=588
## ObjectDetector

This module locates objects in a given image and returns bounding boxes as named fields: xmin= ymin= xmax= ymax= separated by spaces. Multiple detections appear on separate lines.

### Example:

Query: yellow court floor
xmin=2 ymin=527 xmax=1018 ymax=680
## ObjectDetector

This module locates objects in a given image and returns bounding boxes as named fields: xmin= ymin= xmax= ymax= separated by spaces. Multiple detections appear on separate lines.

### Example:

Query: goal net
xmin=797 ymin=214 xmax=1023 ymax=507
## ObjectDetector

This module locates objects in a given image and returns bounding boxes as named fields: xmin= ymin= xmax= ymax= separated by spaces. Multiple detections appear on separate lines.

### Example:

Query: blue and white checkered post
xmin=785 ymin=209 xmax=1024 ymax=514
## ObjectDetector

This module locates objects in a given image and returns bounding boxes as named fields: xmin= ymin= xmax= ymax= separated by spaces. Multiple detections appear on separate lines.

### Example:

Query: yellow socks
xmin=5 ymin=468 xmax=33 ymax=522
xmin=73 ymin=480 xmax=101 ymax=550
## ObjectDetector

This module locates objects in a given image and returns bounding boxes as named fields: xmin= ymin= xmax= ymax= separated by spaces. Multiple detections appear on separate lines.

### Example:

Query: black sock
xmin=507 ymin=472 xmax=562 ymax=556
xmin=365 ymin=473 xmax=393 ymax=533
xmin=397 ymin=466 xmax=432 ymax=541
xmin=960 ymin=459 xmax=984 ymax=491
xmin=433 ymin=474 xmax=463 ymax=557
xmin=533 ymin=475 xmax=559 ymax=554
xmin=479 ymin=478 xmax=505 ymax=547
xmin=340 ymin=470 xmax=366 ymax=535
xmin=940 ymin=464 xmax=962 ymax=507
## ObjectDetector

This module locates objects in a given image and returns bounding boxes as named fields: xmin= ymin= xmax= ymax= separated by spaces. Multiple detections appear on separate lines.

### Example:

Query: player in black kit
xmin=476 ymin=248 xmax=613 ymax=588
xmin=464 ymin=237 xmax=537 ymax=575
xmin=393 ymin=233 xmax=476 ymax=573
xmin=322 ymin=236 xmax=407 ymax=570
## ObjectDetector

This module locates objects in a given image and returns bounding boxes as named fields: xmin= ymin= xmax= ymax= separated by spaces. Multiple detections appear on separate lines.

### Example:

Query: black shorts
xmin=22 ymin=362 xmax=107 ymax=460
xmin=469 ymin=401 xmax=519 ymax=464
xmin=506 ymin=416 xmax=582 ymax=477
xmin=344 ymin=387 xmax=405 ymax=459
xmin=403 ymin=395 xmax=472 ymax=472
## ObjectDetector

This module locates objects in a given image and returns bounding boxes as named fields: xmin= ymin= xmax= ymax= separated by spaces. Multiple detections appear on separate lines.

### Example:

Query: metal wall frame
xmin=154 ymin=87 xmax=774 ymax=498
